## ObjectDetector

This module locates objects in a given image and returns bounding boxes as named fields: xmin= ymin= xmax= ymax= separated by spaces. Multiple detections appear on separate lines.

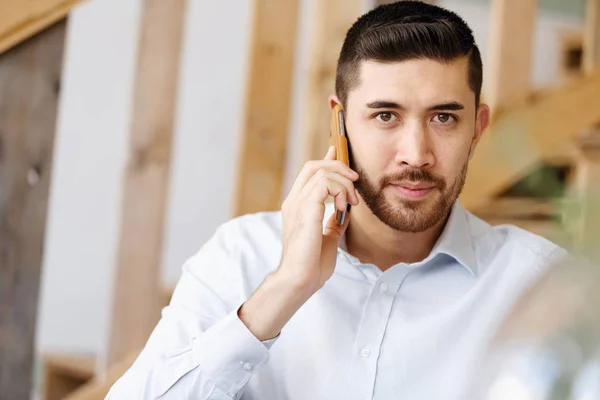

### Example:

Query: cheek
xmin=432 ymin=142 xmax=470 ymax=178
xmin=350 ymin=136 xmax=395 ymax=173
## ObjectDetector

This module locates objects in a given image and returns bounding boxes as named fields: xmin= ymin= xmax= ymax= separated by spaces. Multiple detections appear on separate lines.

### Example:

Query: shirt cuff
xmin=192 ymin=305 xmax=278 ymax=395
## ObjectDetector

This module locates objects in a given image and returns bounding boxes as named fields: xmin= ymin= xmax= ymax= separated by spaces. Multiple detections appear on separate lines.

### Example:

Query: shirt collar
xmin=333 ymin=200 xmax=478 ymax=276
xmin=427 ymin=200 xmax=478 ymax=276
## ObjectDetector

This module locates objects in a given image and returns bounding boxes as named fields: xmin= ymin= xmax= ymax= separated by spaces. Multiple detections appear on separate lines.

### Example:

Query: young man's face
xmin=338 ymin=57 xmax=489 ymax=232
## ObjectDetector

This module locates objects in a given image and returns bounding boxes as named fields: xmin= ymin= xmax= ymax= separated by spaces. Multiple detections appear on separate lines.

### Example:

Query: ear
xmin=329 ymin=95 xmax=342 ymax=111
xmin=469 ymin=103 xmax=490 ymax=160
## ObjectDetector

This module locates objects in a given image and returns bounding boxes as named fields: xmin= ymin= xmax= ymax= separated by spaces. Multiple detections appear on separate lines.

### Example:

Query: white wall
xmin=36 ymin=0 xmax=584 ymax=356
xmin=36 ymin=0 xmax=141 ymax=354
xmin=161 ymin=0 xmax=254 ymax=285
xmin=37 ymin=0 xmax=257 ymax=355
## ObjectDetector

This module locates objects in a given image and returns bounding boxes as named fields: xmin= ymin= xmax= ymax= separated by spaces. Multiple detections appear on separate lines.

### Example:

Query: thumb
xmin=322 ymin=210 xmax=350 ymax=254
xmin=324 ymin=145 xmax=336 ymax=161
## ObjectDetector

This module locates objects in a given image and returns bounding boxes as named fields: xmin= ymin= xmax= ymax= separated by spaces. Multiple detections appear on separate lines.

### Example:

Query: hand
xmin=277 ymin=146 xmax=360 ymax=294
xmin=238 ymin=147 xmax=359 ymax=341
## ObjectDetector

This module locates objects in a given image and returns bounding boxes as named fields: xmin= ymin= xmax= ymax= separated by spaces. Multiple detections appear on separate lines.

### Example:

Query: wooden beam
xmin=461 ymin=68 xmax=600 ymax=210
xmin=583 ymin=0 xmax=600 ymax=73
xmin=43 ymin=353 xmax=95 ymax=400
xmin=0 ymin=20 xmax=66 ymax=400
xmin=103 ymin=0 xmax=186 ymax=370
xmin=573 ymin=131 xmax=600 ymax=261
xmin=471 ymin=197 xmax=561 ymax=220
xmin=64 ymin=351 xmax=138 ymax=400
xmin=486 ymin=0 xmax=537 ymax=111
xmin=0 ymin=0 xmax=82 ymax=55
xmin=301 ymin=0 xmax=363 ymax=165
xmin=233 ymin=0 xmax=300 ymax=216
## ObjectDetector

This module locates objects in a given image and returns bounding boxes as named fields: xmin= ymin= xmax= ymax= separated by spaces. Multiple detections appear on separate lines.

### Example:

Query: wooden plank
xmin=0 ymin=20 xmax=66 ymax=400
xmin=471 ymin=197 xmax=560 ymax=220
xmin=573 ymin=131 xmax=600 ymax=260
xmin=301 ymin=0 xmax=363 ymax=166
xmin=583 ymin=0 xmax=600 ymax=72
xmin=0 ymin=0 xmax=82 ymax=55
xmin=103 ymin=0 xmax=186 ymax=369
xmin=64 ymin=351 xmax=138 ymax=400
xmin=486 ymin=0 xmax=537 ymax=111
xmin=461 ymin=68 xmax=600 ymax=210
xmin=233 ymin=0 xmax=300 ymax=216
xmin=43 ymin=353 xmax=95 ymax=400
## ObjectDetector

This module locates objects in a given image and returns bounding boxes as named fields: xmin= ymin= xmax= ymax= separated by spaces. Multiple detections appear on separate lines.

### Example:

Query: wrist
xmin=238 ymin=271 xmax=314 ymax=341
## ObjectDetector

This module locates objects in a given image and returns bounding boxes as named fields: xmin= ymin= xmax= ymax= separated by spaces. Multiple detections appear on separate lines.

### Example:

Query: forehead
xmin=348 ymin=57 xmax=474 ymax=109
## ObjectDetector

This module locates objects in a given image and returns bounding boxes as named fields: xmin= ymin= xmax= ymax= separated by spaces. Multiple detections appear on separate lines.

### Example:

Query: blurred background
xmin=0 ymin=0 xmax=599 ymax=399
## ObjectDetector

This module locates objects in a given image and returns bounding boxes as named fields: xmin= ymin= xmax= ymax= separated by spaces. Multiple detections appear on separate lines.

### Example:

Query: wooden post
xmin=103 ymin=0 xmax=187 ymax=369
xmin=301 ymin=0 xmax=363 ymax=165
xmin=461 ymin=68 xmax=600 ymax=210
xmin=583 ymin=0 xmax=600 ymax=73
xmin=233 ymin=0 xmax=300 ymax=216
xmin=575 ymin=0 xmax=600 ymax=259
xmin=574 ymin=132 xmax=600 ymax=261
xmin=487 ymin=0 xmax=537 ymax=112
xmin=0 ymin=20 xmax=66 ymax=400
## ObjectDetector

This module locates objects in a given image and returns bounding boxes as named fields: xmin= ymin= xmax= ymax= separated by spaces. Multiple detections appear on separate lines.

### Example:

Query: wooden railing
xmin=0 ymin=0 xmax=83 ymax=54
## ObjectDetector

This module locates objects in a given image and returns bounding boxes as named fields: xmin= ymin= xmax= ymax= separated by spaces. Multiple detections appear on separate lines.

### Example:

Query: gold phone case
xmin=330 ymin=104 xmax=350 ymax=225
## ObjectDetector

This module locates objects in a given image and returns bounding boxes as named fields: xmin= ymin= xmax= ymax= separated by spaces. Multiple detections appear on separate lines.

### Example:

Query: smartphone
xmin=330 ymin=104 xmax=351 ymax=225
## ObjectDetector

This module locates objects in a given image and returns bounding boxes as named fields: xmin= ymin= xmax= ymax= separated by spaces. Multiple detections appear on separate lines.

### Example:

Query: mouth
xmin=390 ymin=182 xmax=436 ymax=200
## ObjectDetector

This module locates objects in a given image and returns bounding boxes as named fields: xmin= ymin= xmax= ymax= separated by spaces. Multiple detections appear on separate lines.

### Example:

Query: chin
xmin=379 ymin=194 xmax=449 ymax=233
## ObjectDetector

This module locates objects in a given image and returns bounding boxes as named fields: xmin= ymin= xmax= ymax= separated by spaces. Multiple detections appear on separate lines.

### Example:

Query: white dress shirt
xmin=107 ymin=201 xmax=567 ymax=400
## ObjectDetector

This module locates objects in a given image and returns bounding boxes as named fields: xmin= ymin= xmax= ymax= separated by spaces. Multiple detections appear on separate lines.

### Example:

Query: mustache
xmin=380 ymin=168 xmax=446 ymax=189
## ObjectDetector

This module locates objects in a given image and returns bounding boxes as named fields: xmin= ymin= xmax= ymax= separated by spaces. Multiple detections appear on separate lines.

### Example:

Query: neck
xmin=345 ymin=203 xmax=449 ymax=272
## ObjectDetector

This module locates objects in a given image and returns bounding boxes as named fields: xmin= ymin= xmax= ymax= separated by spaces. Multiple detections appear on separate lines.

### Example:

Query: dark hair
xmin=336 ymin=1 xmax=483 ymax=108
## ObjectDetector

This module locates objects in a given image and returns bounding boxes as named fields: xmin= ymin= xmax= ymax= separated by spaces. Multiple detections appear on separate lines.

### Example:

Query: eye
xmin=375 ymin=112 xmax=397 ymax=123
xmin=432 ymin=113 xmax=456 ymax=124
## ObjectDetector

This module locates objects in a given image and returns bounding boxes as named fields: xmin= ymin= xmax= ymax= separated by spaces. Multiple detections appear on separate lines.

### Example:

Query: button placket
xmin=379 ymin=283 xmax=389 ymax=293
xmin=347 ymin=280 xmax=399 ymax=400
xmin=241 ymin=361 xmax=253 ymax=372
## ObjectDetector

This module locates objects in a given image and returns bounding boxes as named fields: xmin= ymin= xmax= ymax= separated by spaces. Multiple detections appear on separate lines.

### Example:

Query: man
xmin=108 ymin=1 xmax=567 ymax=399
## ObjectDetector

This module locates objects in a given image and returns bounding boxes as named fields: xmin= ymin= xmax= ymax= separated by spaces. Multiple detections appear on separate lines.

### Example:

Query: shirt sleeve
xmin=106 ymin=222 xmax=279 ymax=399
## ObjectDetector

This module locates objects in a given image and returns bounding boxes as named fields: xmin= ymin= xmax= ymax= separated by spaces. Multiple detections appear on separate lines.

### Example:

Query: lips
xmin=390 ymin=182 xmax=436 ymax=199
xmin=394 ymin=182 xmax=435 ymax=190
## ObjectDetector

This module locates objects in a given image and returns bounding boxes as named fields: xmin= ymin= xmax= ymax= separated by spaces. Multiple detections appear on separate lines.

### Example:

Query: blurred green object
xmin=469 ymin=255 xmax=600 ymax=399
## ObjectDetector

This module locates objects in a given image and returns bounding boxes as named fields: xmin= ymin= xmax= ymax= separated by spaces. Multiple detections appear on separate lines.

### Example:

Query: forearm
xmin=239 ymin=271 xmax=314 ymax=342
xmin=106 ymin=306 xmax=275 ymax=399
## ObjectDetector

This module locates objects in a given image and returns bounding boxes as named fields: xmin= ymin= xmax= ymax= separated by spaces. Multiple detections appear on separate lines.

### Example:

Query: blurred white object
xmin=469 ymin=256 xmax=600 ymax=400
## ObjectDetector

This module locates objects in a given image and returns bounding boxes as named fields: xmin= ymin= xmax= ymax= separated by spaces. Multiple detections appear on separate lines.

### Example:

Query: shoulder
xmin=464 ymin=210 xmax=569 ymax=274
xmin=173 ymin=210 xmax=284 ymax=307
xmin=214 ymin=210 xmax=284 ymax=252
xmin=187 ymin=210 xmax=284 ymax=277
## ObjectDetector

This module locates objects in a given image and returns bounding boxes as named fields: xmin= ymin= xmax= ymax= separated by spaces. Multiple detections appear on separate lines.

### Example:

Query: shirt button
xmin=379 ymin=283 xmax=389 ymax=293
xmin=241 ymin=361 xmax=253 ymax=371
xmin=360 ymin=348 xmax=370 ymax=357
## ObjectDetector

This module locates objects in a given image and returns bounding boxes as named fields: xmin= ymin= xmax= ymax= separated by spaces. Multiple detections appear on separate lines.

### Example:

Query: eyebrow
xmin=365 ymin=100 xmax=465 ymax=111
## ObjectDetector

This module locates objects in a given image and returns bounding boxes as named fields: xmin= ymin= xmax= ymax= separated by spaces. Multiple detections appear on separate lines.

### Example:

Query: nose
xmin=393 ymin=120 xmax=435 ymax=168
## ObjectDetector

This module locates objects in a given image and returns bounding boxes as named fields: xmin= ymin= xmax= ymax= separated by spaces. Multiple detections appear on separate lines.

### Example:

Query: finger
xmin=323 ymin=209 xmax=350 ymax=241
xmin=301 ymin=170 xmax=357 ymax=211
xmin=324 ymin=145 xmax=336 ymax=160
xmin=320 ymin=211 xmax=350 ymax=273
xmin=323 ymin=171 xmax=359 ymax=206
xmin=284 ymin=160 xmax=358 ymax=204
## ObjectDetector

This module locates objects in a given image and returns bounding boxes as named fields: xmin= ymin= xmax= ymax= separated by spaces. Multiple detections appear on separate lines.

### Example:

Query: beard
xmin=351 ymin=158 xmax=468 ymax=233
